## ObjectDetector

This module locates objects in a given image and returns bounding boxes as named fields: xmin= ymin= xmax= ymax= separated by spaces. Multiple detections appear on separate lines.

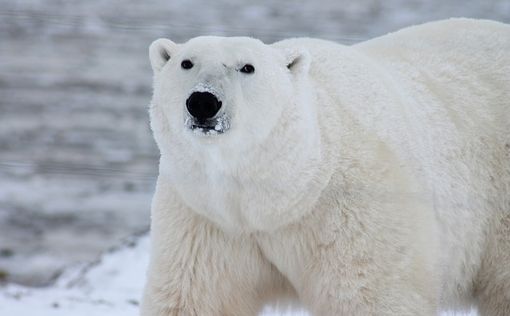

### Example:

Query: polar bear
xmin=141 ymin=18 xmax=510 ymax=316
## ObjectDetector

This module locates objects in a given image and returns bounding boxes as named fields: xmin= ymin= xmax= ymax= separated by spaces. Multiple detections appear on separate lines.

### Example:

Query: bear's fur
xmin=141 ymin=18 xmax=510 ymax=315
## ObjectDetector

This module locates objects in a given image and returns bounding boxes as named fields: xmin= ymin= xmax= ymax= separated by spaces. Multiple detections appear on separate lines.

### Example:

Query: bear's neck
xmin=160 ymin=91 xmax=335 ymax=234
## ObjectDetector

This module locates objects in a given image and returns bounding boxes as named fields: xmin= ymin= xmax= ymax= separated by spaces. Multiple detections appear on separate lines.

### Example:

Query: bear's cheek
xmin=155 ymin=79 xmax=190 ymax=113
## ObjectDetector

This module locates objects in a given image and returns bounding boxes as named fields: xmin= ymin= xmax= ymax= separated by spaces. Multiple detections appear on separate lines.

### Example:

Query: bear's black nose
xmin=186 ymin=92 xmax=222 ymax=121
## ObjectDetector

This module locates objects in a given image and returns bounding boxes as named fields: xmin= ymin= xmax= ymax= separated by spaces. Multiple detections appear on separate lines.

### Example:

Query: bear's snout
xmin=186 ymin=92 xmax=222 ymax=122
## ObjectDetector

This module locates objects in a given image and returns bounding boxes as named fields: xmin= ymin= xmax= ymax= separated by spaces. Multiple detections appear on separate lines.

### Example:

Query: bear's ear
xmin=281 ymin=48 xmax=310 ymax=76
xmin=149 ymin=38 xmax=178 ymax=72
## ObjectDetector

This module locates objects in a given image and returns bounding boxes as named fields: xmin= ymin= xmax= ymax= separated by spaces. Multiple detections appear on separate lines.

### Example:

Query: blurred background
xmin=0 ymin=0 xmax=509 ymax=290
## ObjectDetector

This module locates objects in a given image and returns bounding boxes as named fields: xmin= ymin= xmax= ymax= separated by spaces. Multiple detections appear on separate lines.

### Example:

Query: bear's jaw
xmin=184 ymin=112 xmax=231 ymax=136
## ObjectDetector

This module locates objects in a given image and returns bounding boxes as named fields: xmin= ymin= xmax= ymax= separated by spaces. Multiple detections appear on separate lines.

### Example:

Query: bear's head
xmin=149 ymin=36 xmax=312 ymax=149
xmin=149 ymin=36 xmax=323 ymax=232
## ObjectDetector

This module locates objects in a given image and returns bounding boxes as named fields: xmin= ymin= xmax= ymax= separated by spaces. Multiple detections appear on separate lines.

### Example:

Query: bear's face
xmin=149 ymin=36 xmax=310 ymax=156
xmin=149 ymin=36 xmax=317 ymax=231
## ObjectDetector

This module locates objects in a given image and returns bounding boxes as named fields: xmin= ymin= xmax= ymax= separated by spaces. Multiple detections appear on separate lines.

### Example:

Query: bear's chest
xmin=168 ymin=155 xmax=324 ymax=233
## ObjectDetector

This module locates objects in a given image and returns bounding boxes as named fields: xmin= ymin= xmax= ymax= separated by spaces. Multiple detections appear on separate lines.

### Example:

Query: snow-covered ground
xmin=0 ymin=235 xmax=150 ymax=316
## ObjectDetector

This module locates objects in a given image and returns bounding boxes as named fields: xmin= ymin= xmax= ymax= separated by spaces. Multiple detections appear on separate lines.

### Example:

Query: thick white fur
xmin=141 ymin=19 xmax=510 ymax=315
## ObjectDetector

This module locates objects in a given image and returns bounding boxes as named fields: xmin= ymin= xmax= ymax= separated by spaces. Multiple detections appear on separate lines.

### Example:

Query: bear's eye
xmin=181 ymin=60 xmax=194 ymax=70
xmin=240 ymin=64 xmax=255 ymax=74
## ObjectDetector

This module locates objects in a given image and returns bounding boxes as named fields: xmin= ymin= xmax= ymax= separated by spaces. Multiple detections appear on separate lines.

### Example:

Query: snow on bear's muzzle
xmin=184 ymin=83 xmax=230 ymax=136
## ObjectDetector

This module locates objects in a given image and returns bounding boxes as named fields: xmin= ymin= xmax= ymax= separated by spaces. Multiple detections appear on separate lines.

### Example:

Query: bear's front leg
xmin=258 ymin=188 xmax=441 ymax=315
xmin=140 ymin=178 xmax=287 ymax=316
xmin=299 ymin=244 xmax=440 ymax=316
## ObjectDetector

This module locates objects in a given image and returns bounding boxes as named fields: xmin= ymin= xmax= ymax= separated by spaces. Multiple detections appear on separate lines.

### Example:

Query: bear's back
xmin=275 ymin=19 xmax=509 ymax=200
xmin=354 ymin=18 xmax=510 ymax=199
xmin=356 ymin=18 xmax=510 ymax=125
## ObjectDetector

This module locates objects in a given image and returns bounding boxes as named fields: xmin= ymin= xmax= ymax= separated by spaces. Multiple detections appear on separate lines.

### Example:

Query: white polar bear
xmin=141 ymin=18 xmax=510 ymax=316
